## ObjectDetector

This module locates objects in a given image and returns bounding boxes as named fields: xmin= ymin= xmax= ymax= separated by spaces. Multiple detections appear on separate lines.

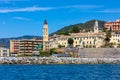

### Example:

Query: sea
xmin=0 ymin=64 xmax=120 ymax=80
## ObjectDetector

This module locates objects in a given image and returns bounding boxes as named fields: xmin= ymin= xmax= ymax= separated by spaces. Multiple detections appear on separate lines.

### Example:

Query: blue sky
xmin=0 ymin=0 xmax=120 ymax=38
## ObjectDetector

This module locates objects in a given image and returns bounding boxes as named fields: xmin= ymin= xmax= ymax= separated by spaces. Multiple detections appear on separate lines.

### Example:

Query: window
xmin=94 ymin=40 xmax=95 ymax=44
xmin=76 ymin=41 xmax=77 ymax=44
xmin=90 ymin=41 xmax=91 ymax=44
xmin=83 ymin=42 xmax=85 ymax=44
xmin=3 ymin=53 xmax=7 ymax=56
xmin=3 ymin=50 xmax=7 ymax=52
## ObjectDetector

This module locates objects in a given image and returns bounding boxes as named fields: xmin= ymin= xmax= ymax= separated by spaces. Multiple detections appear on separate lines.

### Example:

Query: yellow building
xmin=110 ymin=32 xmax=120 ymax=45
xmin=47 ymin=21 xmax=105 ymax=49
xmin=57 ymin=32 xmax=104 ymax=48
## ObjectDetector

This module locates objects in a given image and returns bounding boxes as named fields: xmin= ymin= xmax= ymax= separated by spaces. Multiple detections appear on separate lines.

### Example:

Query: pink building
xmin=105 ymin=20 xmax=120 ymax=31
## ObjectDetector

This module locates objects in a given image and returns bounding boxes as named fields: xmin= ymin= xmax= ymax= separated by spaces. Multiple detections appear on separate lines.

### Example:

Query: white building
xmin=0 ymin=47 xmax=9 ymax=57
xmin=110 ymin=32 xmax=120 ymax=48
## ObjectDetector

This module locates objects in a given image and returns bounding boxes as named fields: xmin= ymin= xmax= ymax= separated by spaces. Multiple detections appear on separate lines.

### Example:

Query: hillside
xmin=0 ymin=20 xmax=106 ymax=48
xmin=51 ymin=20 xmax=106 ymax=35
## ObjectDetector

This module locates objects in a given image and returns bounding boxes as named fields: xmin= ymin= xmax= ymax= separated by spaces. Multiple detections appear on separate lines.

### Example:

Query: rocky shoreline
xmin=0 ymin=57 xmax=120 ymax=64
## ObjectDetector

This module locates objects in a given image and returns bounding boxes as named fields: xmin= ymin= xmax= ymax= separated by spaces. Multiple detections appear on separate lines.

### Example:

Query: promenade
xmin=0 ymin=57 xmax=120 ymax=64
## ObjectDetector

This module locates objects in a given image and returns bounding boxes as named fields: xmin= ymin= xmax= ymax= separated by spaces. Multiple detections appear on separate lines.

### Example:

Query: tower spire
xmin=43 ymin=20 xmax=49 ymax=51
xmin=44 ymin=20 xmax=47 ymax=24
xmin=94 ymin=20 xmax=99 ymax=33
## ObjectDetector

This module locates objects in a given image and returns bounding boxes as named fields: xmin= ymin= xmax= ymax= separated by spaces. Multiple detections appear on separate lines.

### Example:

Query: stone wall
xmin=65 ymin=48 xmax=120 ymax=58
xmin=78 ymin=48 xmax=120 ymax=58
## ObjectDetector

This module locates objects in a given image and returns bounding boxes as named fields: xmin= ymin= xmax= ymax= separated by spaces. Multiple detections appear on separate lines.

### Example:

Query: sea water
xmin=0 ymin=64 xmax=120 ymax=80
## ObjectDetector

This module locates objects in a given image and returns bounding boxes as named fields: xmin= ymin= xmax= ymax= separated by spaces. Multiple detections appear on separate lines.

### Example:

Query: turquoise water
xmin=0 ymin=64 xmax=120 ymax=80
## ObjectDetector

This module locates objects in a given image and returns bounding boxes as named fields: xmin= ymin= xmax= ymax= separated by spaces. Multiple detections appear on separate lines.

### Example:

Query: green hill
xmin=0 ymin=20 xmax=106 ymax=48
xmin=51 ymin=20 xmax=106 ymax=35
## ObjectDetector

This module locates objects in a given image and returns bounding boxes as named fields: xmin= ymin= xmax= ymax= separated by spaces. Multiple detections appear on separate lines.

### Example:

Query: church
xmin=42 ymin=20 xmax=105 ymax=50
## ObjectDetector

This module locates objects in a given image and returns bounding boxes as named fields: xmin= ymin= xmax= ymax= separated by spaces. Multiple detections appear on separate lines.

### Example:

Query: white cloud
xmin=0 ymin=6 xmax=53 ymax=13
xmin=0 ymin=0 xmax=29 ymax=3
xmin=64 ymin=5 xmax=103 ymax=9
xmin=0 ymin=5 xmax=103 ymax=13
xmin=0 ymin=0 xmax=14 ymax=4
xmin=0 ymin=0 xmax=10 ymax=3
xmin=98 ymin=9 xmax=120 ymax=13
xmin=13 ymin=17 xmax=32 ymax=21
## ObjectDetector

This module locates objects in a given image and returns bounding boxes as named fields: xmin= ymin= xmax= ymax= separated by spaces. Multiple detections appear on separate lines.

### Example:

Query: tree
xmin=109 ymin=42 xmax=114 ymax=48
xmin=118 ymin=43 xmax=120 ymax=48
xmin=104 ymin=30 xmax=111 ymax=47
xmin=58 ymin=31 xmax=69 ymax=35
xmin=39 ymin=51 xmax=51 ymax=57
xmin=102 ymin=28 xmax=108 ymax=32
xmin=50 ymin=48 xmax=57 ymax=54
xmin=68 ymin=38 xmax=74 ymax=47
xmin=58 ymin=44 xmax=65 ymax=48
xmin=72 ymin=26 xmax=80 ymax=33
xmin=58 ymin=44 xmax=62 ymax=48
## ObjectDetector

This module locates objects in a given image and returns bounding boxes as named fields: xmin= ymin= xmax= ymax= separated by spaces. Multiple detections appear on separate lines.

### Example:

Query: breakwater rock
xmin=0 ymin=57 xmax=120 ymax=64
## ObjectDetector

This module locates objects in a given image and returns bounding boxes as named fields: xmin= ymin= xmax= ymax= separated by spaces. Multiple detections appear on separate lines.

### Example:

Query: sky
xmin=0 ymin=0 xmax=120 ymax=38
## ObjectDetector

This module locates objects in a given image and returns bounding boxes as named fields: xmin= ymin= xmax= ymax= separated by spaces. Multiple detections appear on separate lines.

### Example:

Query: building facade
xmin=47 ymin=21 xmax=105 ymax=49
xmin=110 ymin=32 xmax=120 ymax=45
xmin=0 ymin=47 xmax=9 ymax=57
xmin=10 ymin=20 xmax=115 ymax=52
xmin=105 ymin=20 xmax=120 ymax=31
xmin=19 ymin=39 xmax=42 ymax=54
xmin=10 ymin=39 xmax=42 ymax=55
xmin=10 ymin=40 xmax=19 ymax=53
xmin=56 ymin=32 xmax=104 ymax=48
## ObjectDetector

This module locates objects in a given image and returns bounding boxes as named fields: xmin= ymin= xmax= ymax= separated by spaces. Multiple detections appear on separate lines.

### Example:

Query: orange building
xmin=105 ymin=20 xmax=120 ymax=31
xmin=19 ymin=39 xmax=42 ymax=54
xmin=10 ymin=40 xmax=19 ymax=53
xmin=10 ymin=39 xmax=43 ymax=54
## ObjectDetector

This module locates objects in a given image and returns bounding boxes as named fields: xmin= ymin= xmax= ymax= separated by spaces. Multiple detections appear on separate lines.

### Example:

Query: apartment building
xmin=19 ymin=39 xmax=42 ymax=54
xmin=10 ymin=40 xmax=19 ymax=53
xmin=105 ymin=20 xmax=120 ymax=31
xmin=0 ymin=47 xmax=9 ymax=57
xmin=10 ymin=39 xmax=42 ymax=55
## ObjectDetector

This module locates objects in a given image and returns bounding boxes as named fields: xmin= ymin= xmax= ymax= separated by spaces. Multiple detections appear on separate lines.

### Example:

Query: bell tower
xmin=43 ymin=20 xmax=49 ymax=50
xmin=94 ymin=21 xmax=99 ymax=33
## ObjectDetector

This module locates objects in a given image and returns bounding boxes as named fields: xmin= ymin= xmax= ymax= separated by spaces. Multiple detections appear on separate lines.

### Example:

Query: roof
xmin=56 ymin=32 xmax=105 ymax=38
xmin=44 ymin=20 xmax=47 ymax=24
xmin=0 ymin=47 xmax=9 ymax=50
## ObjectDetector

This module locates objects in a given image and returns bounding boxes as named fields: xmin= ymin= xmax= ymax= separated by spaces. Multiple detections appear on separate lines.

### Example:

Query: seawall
xmin=0 ymin=57 xmax=120 ymax=64
xmin=65 ymin=48 xmax=120 ymax=58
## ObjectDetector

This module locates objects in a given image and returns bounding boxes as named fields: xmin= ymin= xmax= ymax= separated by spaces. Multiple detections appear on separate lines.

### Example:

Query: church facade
xmin=43 ymin=21 xmax=105 ymax=50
